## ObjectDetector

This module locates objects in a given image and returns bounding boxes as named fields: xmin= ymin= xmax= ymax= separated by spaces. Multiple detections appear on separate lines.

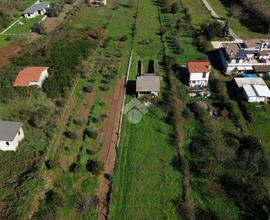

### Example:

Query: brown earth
xmin=98 ymin=76 xmax=126 ymax=220
xmin=0 ymin=43 xmax=22 ymax=68
xmin=43 ymin=0 xmax=84 ymax=33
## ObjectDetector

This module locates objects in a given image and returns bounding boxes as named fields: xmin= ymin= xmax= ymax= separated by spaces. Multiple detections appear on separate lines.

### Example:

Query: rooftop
xmin=0 ymin=121 xmax=23 ymax=141
xmin=23 ymin=2 xmax=50 ymax=14
xmin=13 ymin=66 xmax=48 ymax=87
xmin=136 ymin=74 xmax=160 ymax=92
xmin=188 ymin=61 xmax=211 ymax=73
xmin=234 ymin=77 xmax=267 ymax=88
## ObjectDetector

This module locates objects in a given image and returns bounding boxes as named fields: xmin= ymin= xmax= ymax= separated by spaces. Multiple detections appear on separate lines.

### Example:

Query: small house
xmin=234 ymin=77 xmax=270 ymax=103
xmin=13 ymin=66 xmax=49 ymax=88
xmin=188 ymin=61 xmax=211 ymax=88
xmin=136 ymin=74 xmax=160 ymax=98
xmin=22 ymin=2 xmax=50 ymax=19
xmin=88 ymin=0 xmax=107 ymax=5
xmin=0 ymin=121 xmax=24 ymax=151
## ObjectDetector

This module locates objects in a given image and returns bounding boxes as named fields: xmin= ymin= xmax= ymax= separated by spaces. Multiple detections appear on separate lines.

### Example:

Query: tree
xmin=163 ymin=0 xmax=172 ymax=12
xmin=223 ymin=20 xmax=230 ymax=37
xmin=171 ymin=3 xmax=179 ymax=14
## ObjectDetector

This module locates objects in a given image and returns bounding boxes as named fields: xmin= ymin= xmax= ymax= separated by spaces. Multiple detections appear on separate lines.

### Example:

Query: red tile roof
xmin=13 ymin=67 xmax=48 ymax=87
xmin=188 ymin=61 xmax=211 ymax=73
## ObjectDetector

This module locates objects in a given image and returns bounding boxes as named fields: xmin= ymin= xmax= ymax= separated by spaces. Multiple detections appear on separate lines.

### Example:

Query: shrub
xmin=83 ymin=85 xmax=93 ymax=93
xmin=100 ymin=85 xmax=110 ymax=91
xmin=86 ymin=160 xmax=104 ymax=175
xmin=171 ymin=3 xmax=180 ymax=14
xmin=65 ymin=131 xmax=78 ymax=140
xmin=73 ymin=118 xmax=83 ymax=126
xmin=84 ymin=129 xmax=98 ymax=139
xmin=118 ymin=35 xmax=128 ymax=42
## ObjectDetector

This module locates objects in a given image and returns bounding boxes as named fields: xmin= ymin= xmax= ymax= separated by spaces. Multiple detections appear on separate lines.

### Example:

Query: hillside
xmin=0 ymin=0 xmax=35 ymax=29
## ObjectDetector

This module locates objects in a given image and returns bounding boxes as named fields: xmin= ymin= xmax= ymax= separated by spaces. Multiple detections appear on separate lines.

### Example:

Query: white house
xmin=22 ymin=2 xmax=50 ymax=19
xmin=188 ymin=61 xmax=211 ymax=88
xmin=216 ymin=39 xmax=270 ymax=75
xmin=234 ymin=77 xmax=270 ymax=103
xmin=88 ymin=0 xmax=107 ymax=5
xmin=0 ymin=121 xmax=24 ymax=151
xmin=13 ymin=66 xmax=49 ymax=88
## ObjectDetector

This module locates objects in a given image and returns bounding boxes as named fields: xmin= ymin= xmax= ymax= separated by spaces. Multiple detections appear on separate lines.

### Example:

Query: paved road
xmin=201 ymin=0 xmax=242 ymax=40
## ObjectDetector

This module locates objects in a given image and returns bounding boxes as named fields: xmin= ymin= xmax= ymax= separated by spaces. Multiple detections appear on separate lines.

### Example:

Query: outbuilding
xmin=234 ymin=77 xmax=270 ymax=103
xmin=136 ymin=74 xmax=160 ymax=98
xmin=0 ymin=121 xmax=24 ymax=151
xmin=13 ymin=66 xmax=49 ymax=88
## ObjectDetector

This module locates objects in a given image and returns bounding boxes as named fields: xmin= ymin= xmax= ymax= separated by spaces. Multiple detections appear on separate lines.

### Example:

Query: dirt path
xmin=98 ymin=76 xmax=126 ymax=220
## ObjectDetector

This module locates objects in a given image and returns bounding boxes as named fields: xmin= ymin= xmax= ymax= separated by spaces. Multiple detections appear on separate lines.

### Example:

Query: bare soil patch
xmin=0 ymin=43 xmax=22 ymax=68
xmin=98 ymin=76 xmax=126 ymax=220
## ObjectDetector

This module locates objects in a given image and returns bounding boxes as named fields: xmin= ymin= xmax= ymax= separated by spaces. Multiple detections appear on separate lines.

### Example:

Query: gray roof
xmin=0 ymin=121 xmax=23 ymax=141
xmin=136 ymin=74 xmax=160 ymax=92
xmin=23 ymin=2 xmax=50 ymax=14
xmin=234 ymin=77 xmax=266 ymax=88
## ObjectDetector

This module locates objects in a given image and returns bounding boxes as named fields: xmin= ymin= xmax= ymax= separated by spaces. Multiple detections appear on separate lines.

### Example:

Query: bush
xmin=118 ymin=35 xmax=128 ymax=42
xmin=83 ymin=85 xmax=93 ymax=93
xmin=171 ymin=3 xmax=180 ymax=14
xmin=65 ymin=131 xmax=78 ymax=140
xmin=100 ymin=85 xmax=109 ymax=91
xmin=86 ymin=160 xmax=104 ymax=175
xmin=73 ymin=118 xmax=83 ymax=126
xmin=84 ymin=129 xmax=98 ymax=139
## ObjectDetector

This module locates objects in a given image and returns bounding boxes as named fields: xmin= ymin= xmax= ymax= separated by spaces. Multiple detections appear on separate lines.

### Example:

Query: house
xmin=136 ymin=74 xmax=160 ymax=98
xmin=187 ymin=60 xmax=211 ymax=97
xmin=88 ymin=0 xmax=107 ymax=5
xmin=188 ymin=61 xmax=211 ymax=88
xmin=0 ymin=121 xmax=24 ymax=151
xmin=234 ymin=77 xmax=270 ymax=103
xmin=13 ymin=66 xmax=49 ymax=88
xmin=22 ymin=2 xmax=50 ymax=19
xmin=215 ymin=39 xmax=270 ymax=75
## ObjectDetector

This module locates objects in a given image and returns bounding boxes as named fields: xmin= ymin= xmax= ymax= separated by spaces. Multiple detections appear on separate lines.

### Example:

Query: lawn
xmin=181 ymin=0 xmax=213 ymax=27
xmin=206 ymin=0 xmax=269 ymax=39
xmin=110 ymin=0 xmax=183 ymax=219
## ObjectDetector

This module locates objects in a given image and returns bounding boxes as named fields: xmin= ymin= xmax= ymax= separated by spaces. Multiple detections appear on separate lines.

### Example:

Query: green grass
xmin=111 ymin=106 xmax=182 ymax=219
xmin=4 ymin=16 xmax=44 ymax=35
xmin=247 ymin=104 xmax=270 ymax=159
xmin=110 ymin=0 xmax=183 ymax=219
xmin=206 ymin=0 xmax=268 ymax=39
xmin=181 ymin=0 xmax=213 ymax=27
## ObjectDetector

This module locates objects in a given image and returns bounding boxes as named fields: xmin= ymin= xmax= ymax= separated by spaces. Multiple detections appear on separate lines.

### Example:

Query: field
xmin=206 ymin=0 xmax=269 ymax=39
xmin=109 ymin=0 xmax=183 ymax=219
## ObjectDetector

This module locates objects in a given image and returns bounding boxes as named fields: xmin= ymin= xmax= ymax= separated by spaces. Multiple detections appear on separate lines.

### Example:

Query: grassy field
xmin=206 ymin=0 xmax=268 ymax=39
xmin=110 ymin=0 xmax=183 ymax=219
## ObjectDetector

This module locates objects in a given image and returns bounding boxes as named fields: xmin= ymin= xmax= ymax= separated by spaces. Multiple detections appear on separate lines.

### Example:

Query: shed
xmin=136 ymin=74 xmax=160 ymax=98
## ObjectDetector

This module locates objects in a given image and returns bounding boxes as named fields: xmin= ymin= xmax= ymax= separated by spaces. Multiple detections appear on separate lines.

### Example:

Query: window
xmin=6 ymin=142 xmax=9 ymax=146
xmin=18 ymin=130 xmax=21 ymax=135
xmin=202 ymin=72 xmax=207 ymax=78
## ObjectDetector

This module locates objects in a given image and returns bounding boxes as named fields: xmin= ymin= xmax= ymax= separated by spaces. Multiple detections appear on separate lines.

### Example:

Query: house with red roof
xmin=188 ymin=61 xmax=211 ymax=88
xmin=13 ymin=66 xmax=49 ymax=88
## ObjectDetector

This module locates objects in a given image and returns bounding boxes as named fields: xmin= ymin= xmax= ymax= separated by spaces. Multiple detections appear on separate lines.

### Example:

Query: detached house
xmin=0 ymin=121 xmax=24 ymax=151
xmin=216 ymin=39 xmax=270 ymax=75
xmin=187 ymin=61 xmax=211 ymax=97
xmin=22 ymin=2 xmax=50 ymax=19
xmin=13 ymin=66 xmax=49 ymax=88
